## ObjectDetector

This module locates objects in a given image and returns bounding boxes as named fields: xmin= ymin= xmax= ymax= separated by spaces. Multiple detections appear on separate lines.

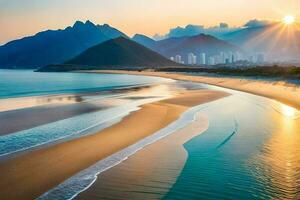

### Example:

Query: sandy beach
xmin=93 ymin=70 xmax=300 ymax=110
xmin=78 ymin=113 xmax=209 ymax=200
xmin=0 ymin=88 xmax=228 ymax=200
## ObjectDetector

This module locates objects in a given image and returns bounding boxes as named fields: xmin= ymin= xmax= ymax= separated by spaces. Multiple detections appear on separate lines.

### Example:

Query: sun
xmin=283 ymin=15 xmax=295 ymax=25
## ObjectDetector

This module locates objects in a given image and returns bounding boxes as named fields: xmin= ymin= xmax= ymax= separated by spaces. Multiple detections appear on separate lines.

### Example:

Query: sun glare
xmin=280 ymin=104 xmax=296 ymax=118
xmin=283 ymin=15 xmax=295 ymax=25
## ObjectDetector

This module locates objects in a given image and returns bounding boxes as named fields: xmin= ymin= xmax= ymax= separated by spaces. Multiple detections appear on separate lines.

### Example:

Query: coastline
xmin=77 ymin=112 xmax=209 ymax=200
xmin=91 ymin=70 xmax=300 ymax=110
xmin=0 ymin=88 xmax=228 ymax=200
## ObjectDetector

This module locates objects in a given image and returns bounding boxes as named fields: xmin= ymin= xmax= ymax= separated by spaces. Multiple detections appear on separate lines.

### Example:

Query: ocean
xmin=1 ymin=70 xmax=300 ymax=200
xmin=0 ymin=69 xmax=167 ymax=99
xmin=0 ymin=70 xmax=173 ymax=157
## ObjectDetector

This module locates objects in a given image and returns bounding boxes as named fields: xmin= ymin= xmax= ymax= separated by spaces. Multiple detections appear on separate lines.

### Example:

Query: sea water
xmin=0 ymin=70 xmax=172 ymax=157
xmin=0 ymin=69 xmax=167 ymax=99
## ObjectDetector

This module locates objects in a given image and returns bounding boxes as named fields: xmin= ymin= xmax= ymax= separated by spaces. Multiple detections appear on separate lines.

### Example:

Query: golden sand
xmin=77 ymin=113 xmax=209 ymax=200
xmin=0 ymin=89 xmax=228 ymax=200
xmin=94 ymin=70 xmax=300 ymax=110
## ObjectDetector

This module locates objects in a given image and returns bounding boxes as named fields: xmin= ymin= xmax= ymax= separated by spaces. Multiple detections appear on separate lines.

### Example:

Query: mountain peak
xmin=0 ymin=20 xmax=128 ymax=69
xmin=73 ymin=21 xmax=85 ymax=28
xmin=85 ymin=20 xmax=95 ymax=26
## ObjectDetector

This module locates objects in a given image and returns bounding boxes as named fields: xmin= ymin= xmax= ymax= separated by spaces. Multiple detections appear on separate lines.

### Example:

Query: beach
xmin=93 ymin=70 xmax=300 ymax=110
xmin=1 ymin=70 xmax=299 ymax=200
xmin=77 ymin=112 xmax=209 ymax=200
xmin=0 ymin=86 xmax=228 ymax=200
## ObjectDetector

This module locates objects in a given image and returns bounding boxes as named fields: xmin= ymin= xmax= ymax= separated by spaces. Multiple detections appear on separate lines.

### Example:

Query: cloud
xmin=153 ymin=19 xmax=278 ymax=40
xmin=244 ymin=19 xmax=274 ymax=28
xmin=153 ymin=23 xmax=238 ymax=40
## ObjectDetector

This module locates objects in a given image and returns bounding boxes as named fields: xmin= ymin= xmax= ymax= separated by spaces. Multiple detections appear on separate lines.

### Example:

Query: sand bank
xmin=0 ymin=89 xmax=228 ymax=200
xmin=77 ymin=112 xmax=209 ymax=200
xmin=94 ymin=70 xmax=300 ymax=110
xmin=0 ymin=94 xmax=84 ymax=113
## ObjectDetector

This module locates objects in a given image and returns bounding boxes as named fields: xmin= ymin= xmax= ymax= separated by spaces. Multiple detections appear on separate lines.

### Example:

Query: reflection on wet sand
xmin=250 ymin=104 xmax=300 ymax=199
xmin=77 ymin=114 xmax=209 ymax=200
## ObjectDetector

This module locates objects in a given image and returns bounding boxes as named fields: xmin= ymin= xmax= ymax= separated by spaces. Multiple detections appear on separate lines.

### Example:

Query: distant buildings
xmin=207 ymin=57 xmax=214 ymax=65
xmin=169 ymin=51 xmax=265 ymax=66
xmin=247 ymin=53 xmax=265 ymax=64
xmin=174 ymin=55 xmax=183 ymax=64
xmin=188 ymin=53 xmax=197 ymax=65
xmin=199 ymin=53 xmax=206 ymax=65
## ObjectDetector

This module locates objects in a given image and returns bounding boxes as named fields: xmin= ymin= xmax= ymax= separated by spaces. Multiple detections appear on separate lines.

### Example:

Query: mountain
xmin=222 ymin=23 xmax=300 ymax=62
xmin=38 ymin=37 xmax=179 ymax=72
xmin=132 ymin=34 xmax=156 ymax=49
xmin=97 ymin=23 xmax=128 ymax=39
xmin=0 ymin=20 xmax=127 ymax=69
xmin=135 ymin=34 xmax=240 ymax=63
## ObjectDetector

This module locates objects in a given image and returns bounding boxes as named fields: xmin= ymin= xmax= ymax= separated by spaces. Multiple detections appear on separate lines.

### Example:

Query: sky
xmin=0 ymin=0 xmax=300 ymax=44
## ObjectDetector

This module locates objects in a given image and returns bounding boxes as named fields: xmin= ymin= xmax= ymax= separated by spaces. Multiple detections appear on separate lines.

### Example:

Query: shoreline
xmin=91 ymin=70 xmax=300 ymax=110
xmin=77 ymin=112 xmax=209 ymax=200
xmin=0 ymin=88 xmax=228 ymax=200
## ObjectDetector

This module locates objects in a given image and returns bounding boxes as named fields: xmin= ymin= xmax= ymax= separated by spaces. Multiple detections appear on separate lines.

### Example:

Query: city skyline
xmin=171 ymin=51 xmax=265 ymax=66
xmin=1 ymin=0 xmax=300 ymax=44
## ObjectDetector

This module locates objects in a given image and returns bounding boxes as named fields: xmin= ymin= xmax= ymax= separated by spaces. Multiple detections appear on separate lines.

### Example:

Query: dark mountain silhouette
xmin=135 ymin=34 xmax=240 ymax=63
xmin=38 ymin=37 xmax=179 ymax=72
xmin=0 ymin=20 xmax=127 ymax=69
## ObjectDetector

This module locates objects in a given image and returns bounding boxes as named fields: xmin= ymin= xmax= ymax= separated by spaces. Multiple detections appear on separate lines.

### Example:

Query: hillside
xmin=38 ymin=37 xmax=179 ymax=72
xmin=134 ymin=34 xmax=240 ymax=63
xmin=0 ymin=21 xmax=127 ymax=69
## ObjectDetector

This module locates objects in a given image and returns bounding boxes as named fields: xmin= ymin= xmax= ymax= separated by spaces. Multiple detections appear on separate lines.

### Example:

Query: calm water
xmin=163 ymin=85 xmax=300 ymax=200
xmin=43 ymin=82 xmax=300 ymax=200
xmin=0 ymin=70 xmax=167 ymax=99
xmin=1 ymin=70 xmax=300 ymax=199
xmin=0 ymin=70 xmax=172 ymax=157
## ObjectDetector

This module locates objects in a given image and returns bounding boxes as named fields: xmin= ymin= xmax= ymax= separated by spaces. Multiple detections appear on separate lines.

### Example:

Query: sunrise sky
xmin=0 ymin=0 xmax=299 ymax=44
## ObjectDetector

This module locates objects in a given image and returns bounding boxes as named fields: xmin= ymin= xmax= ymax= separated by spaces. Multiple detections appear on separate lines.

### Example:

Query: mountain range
xmin=38 ymin=37 xmax=178 ymax=72
xmin=0 ymin=21 xmax=127 ymax=69
xmin=2 ymin=20 xmax=300 ymax=69
xmin=133 ymin=33 xmax=240 ymax=63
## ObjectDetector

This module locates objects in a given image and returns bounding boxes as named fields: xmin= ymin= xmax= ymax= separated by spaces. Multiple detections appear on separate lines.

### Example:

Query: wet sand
xmin=0 ymin=103 xmax=106 ymax=136
xmin=94 ymin=70 xmax=300 ymax=110
xmin=77 ymin=112 xmax=209 ymax=200
xmin=0 ymin=89 xmax=228 ymax=200
xmin=0 ymin=94 xmax=83 ymax=112
xmin=0 ymin=84 xmax=166 ymax=136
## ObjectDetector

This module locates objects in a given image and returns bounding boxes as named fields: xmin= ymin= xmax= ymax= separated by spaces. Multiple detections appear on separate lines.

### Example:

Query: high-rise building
xmin=231 ymin=53 xmax=235 ymax=63
xmin=193 ymin=55 xmax=197 ymax=65
xmin=170 ymin=56 xmax=174 ymax=61
xmin=199 ymin=53 xmax=206 ymax=65
xmin=220 ymin=52 xmax=226 ymax=64
xmin=175 ymin=55 xmax=182 ymax=63
xmin=208 ymin=56 xmax=215 ymax=65
xmin=188 ymin=53 xmax=197 ymax=65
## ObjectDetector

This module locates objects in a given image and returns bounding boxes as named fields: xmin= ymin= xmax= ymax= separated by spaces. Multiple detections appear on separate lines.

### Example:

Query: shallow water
xmin=0 ymin=70 xmax=167 ymax=99
xmin=40 ymin=81 xmax=300 ymax=200
xmin=163 ymin=84 xmax=300 ymax=200
xmin=0 ymin=71 xmax=174 ymax=158
xmin=1 ymin=70 xmax=299 ymax=199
